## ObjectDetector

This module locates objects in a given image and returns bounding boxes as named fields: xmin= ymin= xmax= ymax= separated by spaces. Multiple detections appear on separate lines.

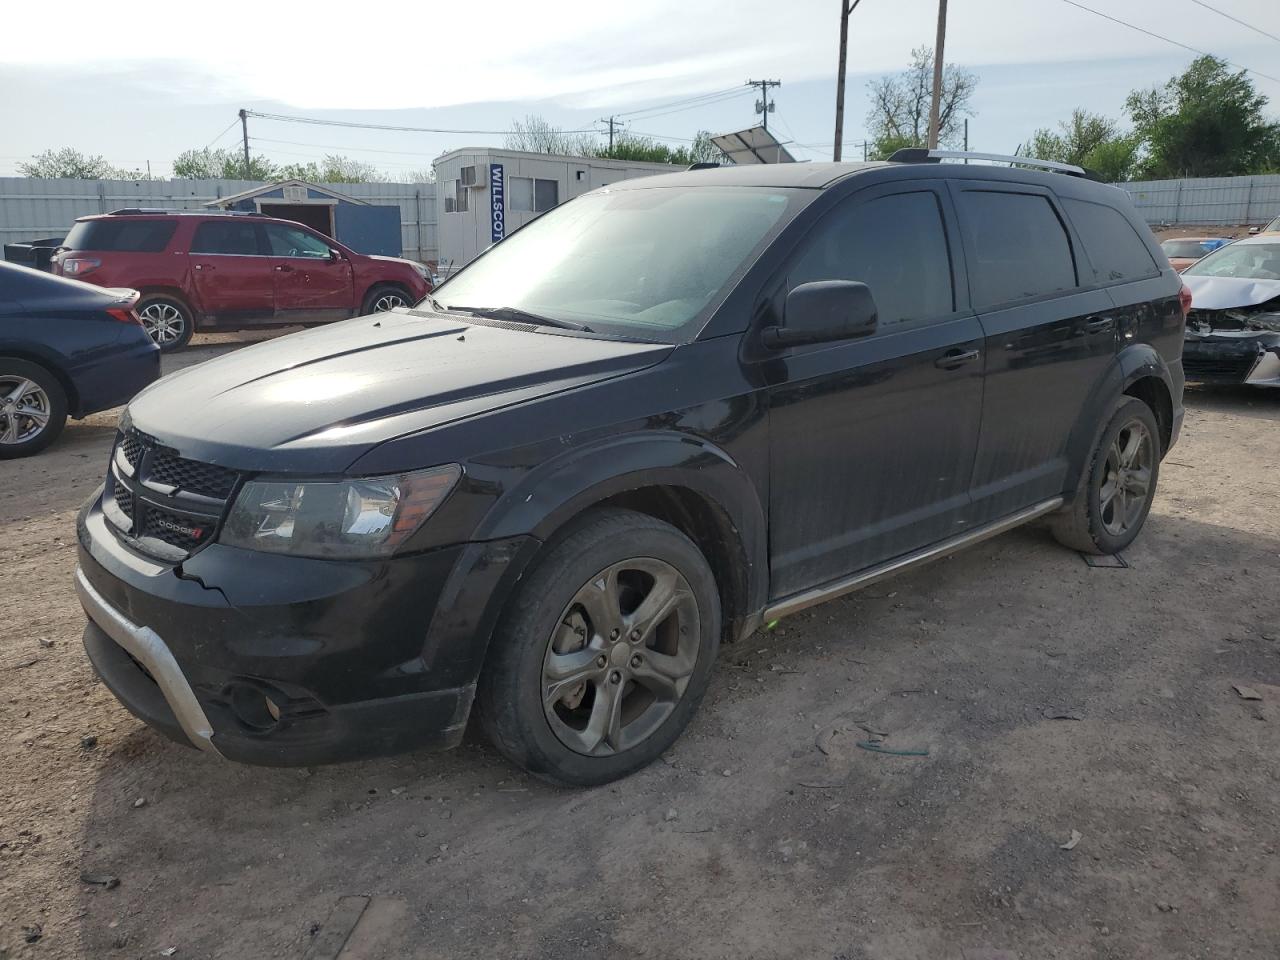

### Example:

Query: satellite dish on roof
xmin=710 ymin=125 xmax=796 ymax=165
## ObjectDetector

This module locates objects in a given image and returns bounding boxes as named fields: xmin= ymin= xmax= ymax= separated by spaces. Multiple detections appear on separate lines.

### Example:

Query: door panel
xmin=187 ymin=221 xmax=273 ymax=319
xmin=768 ymin=317 xmax=985 ymax=596
xmin=950 ymin=184 xmax=1119 ymax=523
xmin=762 ymin=183 xmax=985 ymax=598
xmin=263 ymin=223 xmax=354 ymax=317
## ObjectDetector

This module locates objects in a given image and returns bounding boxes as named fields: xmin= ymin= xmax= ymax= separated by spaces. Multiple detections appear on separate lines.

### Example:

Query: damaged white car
xmin=1181 ymin=236 xmax=1280 ymax=387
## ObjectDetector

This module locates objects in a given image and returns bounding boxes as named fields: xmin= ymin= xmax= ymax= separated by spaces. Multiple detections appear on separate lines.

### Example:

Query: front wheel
xmin=1051 ymin=396 xmax=1161 ymax=555
xmin=477 ymin=509 xmax=721 ymax=786
xmin=362 ymin=284 xmax=412 ymax=315
xmin=0 ymin=359 xmax=68 ymax=459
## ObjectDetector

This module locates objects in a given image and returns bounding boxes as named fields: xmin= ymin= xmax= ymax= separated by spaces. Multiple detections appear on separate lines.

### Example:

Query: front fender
xmin=474 ymin=430 xmax=769 ymax=628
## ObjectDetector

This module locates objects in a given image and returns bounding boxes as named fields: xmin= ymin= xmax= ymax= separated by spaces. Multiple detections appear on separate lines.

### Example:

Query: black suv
xmin=75 ymin=153 xmax=1186 ymax=785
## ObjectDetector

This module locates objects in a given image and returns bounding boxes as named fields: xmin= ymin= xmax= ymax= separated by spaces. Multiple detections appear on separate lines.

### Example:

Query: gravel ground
xmin=1 ymin=333 xmax=1277 ymax=960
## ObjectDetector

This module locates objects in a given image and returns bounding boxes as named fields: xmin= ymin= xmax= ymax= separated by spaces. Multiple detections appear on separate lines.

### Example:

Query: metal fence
xmin=1120 ymin=174 xmax=1280 ymax=227
xmin=0 ymin=177 xmax=438 ymax=262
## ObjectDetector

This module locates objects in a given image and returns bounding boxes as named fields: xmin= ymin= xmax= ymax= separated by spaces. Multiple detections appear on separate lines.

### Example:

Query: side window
xmin=1062 ymin=197 xmax=1160 ymax=283
xmin=265 ymin=224 xmax=331 ymax=259
xmin=956 ymin=191 xmax=1077 ymax=308
xmin=788 ymin=191 xmax=955 ymax=326
xmin=190 ymin=221 xmax=261 ymax=256
xmin=510 ymin=177 xmax=560 ymax=213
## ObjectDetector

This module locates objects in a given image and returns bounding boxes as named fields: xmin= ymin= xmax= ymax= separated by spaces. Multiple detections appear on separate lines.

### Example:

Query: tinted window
xmin=264 ymin=224 xmax=331 ymax=258
xmin=63 ymin=219 xmax=176 ymax=253
xmin=1064 ymin=198 xmax=1159 ymax=282
xmin=190 ymin=221 xmax=262 ymax=255
xmin=788 ymin=191 xmax=954 ymax=326
xmin=1161 ymin=239 xmax=1216 ymax=259
xmin=957 ymin=191 xmax=1077 ymax=307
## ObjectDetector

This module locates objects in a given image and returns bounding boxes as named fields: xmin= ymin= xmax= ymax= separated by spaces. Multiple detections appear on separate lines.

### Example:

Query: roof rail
xmin=106 ymin=208 xmax=269 ymax=217
xmin=687 ymin=162 xmax=721 ymax=170
xmin=106 ymin=207 xmax=170 ymax=216
xmin=886 ymin=148 xmax=1099 ymax=180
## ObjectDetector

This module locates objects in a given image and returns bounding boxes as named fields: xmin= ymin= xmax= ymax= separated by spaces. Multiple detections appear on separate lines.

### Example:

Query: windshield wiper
xmin=441 ymin=304 xmax=591 ymax=332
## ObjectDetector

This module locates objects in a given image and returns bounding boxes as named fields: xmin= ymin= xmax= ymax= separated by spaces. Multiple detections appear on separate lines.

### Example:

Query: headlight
xmin=219 ymin=464 xmax=461 ymax=558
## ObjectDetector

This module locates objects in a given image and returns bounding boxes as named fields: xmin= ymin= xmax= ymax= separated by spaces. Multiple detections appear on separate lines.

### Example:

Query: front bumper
xmin=1182 ymin=332 xmax=1280 ymax=386
xmin=76 ymin=493 xmax=537 ymax=765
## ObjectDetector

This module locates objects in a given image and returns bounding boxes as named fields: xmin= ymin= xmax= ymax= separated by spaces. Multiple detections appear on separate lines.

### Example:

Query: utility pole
xmin=600 ymin=116 xmax=619 ymax=154
xmin=926 ymin=0 xmax=948 ymax=150
xmin=746 ymin=79 xmax=781 ymax=132
xmin=833 ymin=0 xmax=863 ymax=162
xmin=239 ymin=108 xmax=251 ymax=178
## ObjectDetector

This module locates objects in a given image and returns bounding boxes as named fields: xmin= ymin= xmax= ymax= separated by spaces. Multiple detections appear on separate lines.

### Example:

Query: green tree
xmin=1125 ymin=55 xmax=1280 ymax=177
xmin=866 ymin=133 xmax=922 ymax=161
xmin=18 ymin=148 xmax=146 ymax=179
xmin=173 ymin=147 xmax=278 ymax=180
xmin=503 ymin=115 xmax=599 ymax=156
xmin=866 ymin=47 xmax=977 ymax=150
xmin=1027 ymin=109 xmax=1139 ymax=182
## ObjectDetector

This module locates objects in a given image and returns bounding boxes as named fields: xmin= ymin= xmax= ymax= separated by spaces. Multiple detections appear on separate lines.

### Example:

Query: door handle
xmin=1085 ymin=316 xmax=1115 ymax=334
xmin=193 ymin=263 xmax=213 ymax=271
xmin=934 ymin=348 xmax=980 ymax=370
xmin=275 ymin=264 xmax=293 ymax=273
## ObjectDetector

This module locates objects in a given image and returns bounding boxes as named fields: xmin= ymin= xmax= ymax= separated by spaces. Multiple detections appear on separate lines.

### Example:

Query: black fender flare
xmin=474 ymin=430 xmax=769 ymax=630
xmin=1062 ymin=343 xmax=1175 ymax=496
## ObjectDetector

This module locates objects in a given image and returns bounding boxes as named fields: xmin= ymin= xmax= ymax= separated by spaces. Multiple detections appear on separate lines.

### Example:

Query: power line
xmin=244 ymin=110 xmax=599 ymax=136
xmin=1187 ymin=0 xmax=1280 ymax=46
xmin=614 ymin=89 xmax=752 ymax=123
xmin=613 ymin=86 xmax=747 ymax=119
xmin=206 ymin=119 xmax=241 ymax=149
xmin=1057 ymin=0 xmax=1280 ymax=85
xmin=251 ymin=136 xmax=435 ymax=157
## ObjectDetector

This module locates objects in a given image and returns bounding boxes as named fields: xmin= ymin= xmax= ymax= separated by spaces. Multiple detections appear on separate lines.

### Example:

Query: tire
xmin=136 ymin=295 xmax=194 ymax=352
xmin=361 ymin=284 xmax=412 ymax=315
xmin=477 ymin=508 xmax=722 ymax=787
xmin=1050 ymin=396 xmax=1161 ymax=555
xmin=0 ymin=358 xmax=68 ymax=459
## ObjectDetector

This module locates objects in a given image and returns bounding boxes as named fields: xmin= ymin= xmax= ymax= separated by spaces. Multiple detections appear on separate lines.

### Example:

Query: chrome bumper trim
xmin=75 ymin=566 xmax=221 ymax=756
xmin=764 ymin=497 xmax=1064 ymax=621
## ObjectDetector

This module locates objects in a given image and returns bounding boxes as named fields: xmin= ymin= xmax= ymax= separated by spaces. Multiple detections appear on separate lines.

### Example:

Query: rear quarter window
xmin=955 ymin=190 xmax=1077 ymax=308
xmin=1063 ymin=198 xmax=1159 ymax=283
xmin=63 ymin=219 xmax=177 ymax=253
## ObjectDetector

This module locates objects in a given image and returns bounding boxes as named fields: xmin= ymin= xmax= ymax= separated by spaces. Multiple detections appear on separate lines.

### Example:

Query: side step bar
xmin=763 ymin=497 xmax=1064 ymax=622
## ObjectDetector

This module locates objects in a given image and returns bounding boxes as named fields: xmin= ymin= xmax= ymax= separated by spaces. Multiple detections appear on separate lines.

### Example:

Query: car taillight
xmin=1178 ymin=283 xmax=1193 ymax=317
xmin=62 ymin=257 xmax=101 ymax=277
xmin=105 ymin=307 xmax=142 ymax=325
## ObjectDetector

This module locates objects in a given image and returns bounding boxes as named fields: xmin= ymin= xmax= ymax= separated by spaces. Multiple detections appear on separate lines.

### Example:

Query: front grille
xmin=148 ymin=449 xmax=238 ymax=499
xmin=1183 ymin=353 xmax=1257 ymax=382
xmin=103 ymin=427 xmax=240 ymax=561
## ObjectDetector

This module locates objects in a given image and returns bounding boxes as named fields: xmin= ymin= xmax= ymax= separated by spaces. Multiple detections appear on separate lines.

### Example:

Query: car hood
xmin=367 ymin=254 xmax=422 ymax=270
xmin=1183 ymin=275 xmax=1280 ymax=310
xmin=127 ymin=312 xmax=671 ymax=472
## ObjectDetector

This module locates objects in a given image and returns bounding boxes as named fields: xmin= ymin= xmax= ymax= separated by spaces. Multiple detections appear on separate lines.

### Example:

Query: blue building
xmin=206 ymin=179 xmax=403 ymax=257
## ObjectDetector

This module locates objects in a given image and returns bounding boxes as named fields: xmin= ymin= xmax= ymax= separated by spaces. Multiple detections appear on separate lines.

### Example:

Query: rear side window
xmin=789 ymin=191 xmax=955 ymax=326
xmin=956 ymin=191 xmax=1077 ymax=308
xmin=63 ymin=219 xmax=176 ymax=253
xmin=190 ymin=221 xmax=262 ymax=255
xmin=1064 ymin=198 xmax=1159 ymax=282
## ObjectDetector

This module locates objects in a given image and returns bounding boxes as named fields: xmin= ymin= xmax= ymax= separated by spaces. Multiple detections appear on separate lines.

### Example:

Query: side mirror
xmin=329 ymin=248 xmax=343 ymax=260
xmin=763 ymin=280 xmax=878 ymax=349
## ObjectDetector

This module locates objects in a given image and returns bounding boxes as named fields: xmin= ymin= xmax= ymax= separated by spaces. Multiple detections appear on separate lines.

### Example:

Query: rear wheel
xmin=362 ymin=284 xmax=412 ymax=315
xmin=0 ymin=359 xmax=67 ymax=459
xmin=477 ymin=509 xmax=721 ymax=786
xmin=137 ymin=295 xmax=193 ymax=352
xmin=1051 ymin=396 xmax=1161 ymax=555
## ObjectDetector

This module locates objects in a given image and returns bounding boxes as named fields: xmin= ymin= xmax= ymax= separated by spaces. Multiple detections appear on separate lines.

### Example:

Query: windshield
xmin=1161 ymin=239 xmax=1218 ymax=259
xmin=1182 ymin=241 xmax=1280 ymax=280
xmin=430 ymin=186 xmax=798 ymax=341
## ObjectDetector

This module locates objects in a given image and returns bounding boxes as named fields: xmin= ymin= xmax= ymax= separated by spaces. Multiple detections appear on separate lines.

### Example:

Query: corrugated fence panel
xmin=0 ymin=178 xmax=437 ymax=261
xmin=1120 ymin=175 xmax=1280 ymax=226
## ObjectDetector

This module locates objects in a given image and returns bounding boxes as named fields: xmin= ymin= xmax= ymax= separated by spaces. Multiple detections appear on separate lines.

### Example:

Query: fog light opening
xmin=227 ymin=683 xmax=283 ymax=732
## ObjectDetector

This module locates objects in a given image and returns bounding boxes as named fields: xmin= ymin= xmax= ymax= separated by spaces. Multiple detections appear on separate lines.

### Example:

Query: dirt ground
xmin=1 ymin=333 xmax=1278 ymax=960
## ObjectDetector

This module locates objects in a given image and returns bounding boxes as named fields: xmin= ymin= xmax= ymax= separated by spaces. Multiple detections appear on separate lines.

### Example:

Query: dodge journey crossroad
xmin=76 ymin=153 xmax=1186 ymax=786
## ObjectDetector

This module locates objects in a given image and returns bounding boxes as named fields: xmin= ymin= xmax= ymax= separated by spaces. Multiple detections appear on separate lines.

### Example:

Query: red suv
xmin=52 ymin=210 xmax=432 ymax=351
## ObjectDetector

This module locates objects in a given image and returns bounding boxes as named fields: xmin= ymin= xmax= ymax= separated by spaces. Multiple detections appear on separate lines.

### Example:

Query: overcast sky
xmin=2 ymin=0 xmax=1277 ymax=177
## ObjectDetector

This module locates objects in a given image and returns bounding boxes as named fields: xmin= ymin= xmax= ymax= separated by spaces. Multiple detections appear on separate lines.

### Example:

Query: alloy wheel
xmin=373 ymin=292 xmax=407 ymax=312
xmin=138 ymin=302 xmax=186 ymax=345
xmin=542 ymin=558 xmax=700 ymax=757
xmin=1099 ymin=419 xmax=1153 ymax=537
xmin=0 ymin=376 xmax=51 ymax=445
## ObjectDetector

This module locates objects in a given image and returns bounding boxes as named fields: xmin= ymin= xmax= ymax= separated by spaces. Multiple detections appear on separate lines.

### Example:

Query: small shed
xmin=205 ymin=179 xmax=402 ymax=256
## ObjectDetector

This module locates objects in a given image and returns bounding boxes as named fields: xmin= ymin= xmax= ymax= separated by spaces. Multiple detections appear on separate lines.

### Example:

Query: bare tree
xmin=504 ymin=115 xmax=599 ymax=156
xmin=866 ymin=47 xmax=976 ymax=153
